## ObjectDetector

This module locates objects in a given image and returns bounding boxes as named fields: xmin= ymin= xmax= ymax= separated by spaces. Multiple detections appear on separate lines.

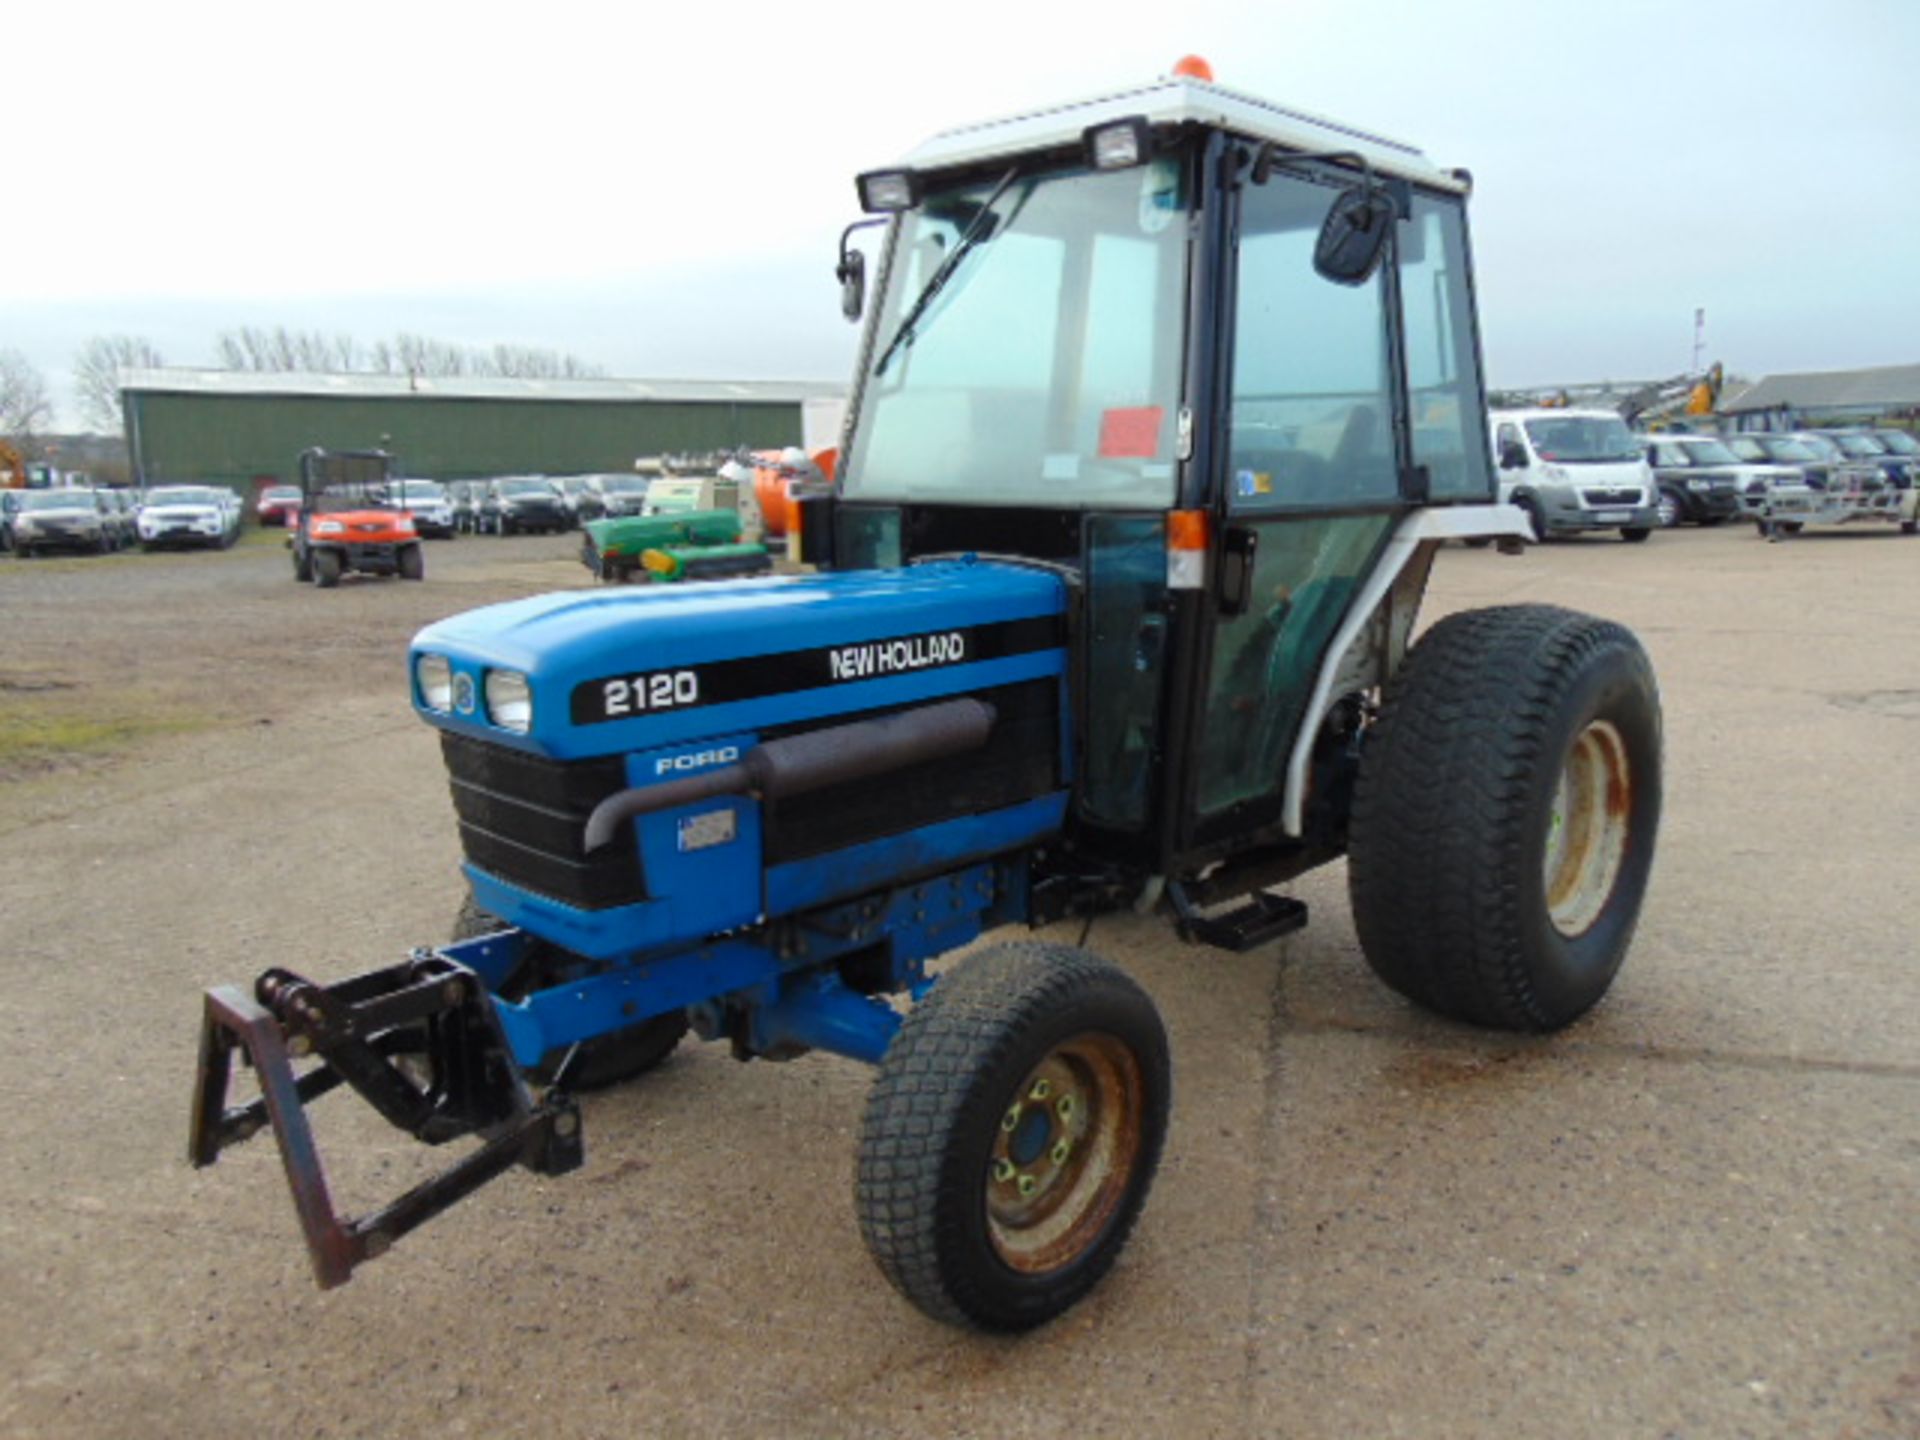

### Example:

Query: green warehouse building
xmin=119 ymin=368 xmax=846 ymax=496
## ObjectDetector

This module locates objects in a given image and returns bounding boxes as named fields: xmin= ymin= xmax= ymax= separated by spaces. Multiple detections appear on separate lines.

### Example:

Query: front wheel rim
xmin=985 ymin=1033 xmax=1144 ymax=1275
xmin=1542 ymin=719 xmax=1632 ymax=937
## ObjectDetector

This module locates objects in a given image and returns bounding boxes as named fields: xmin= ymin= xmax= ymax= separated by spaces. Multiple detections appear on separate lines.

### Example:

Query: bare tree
xmin=73 ymin=335 xmax=164 ymax=433
xmin=0 ymin=350 xmax=55 ymax=460
xmin=210 ymin=327 xmax=604 ymax=383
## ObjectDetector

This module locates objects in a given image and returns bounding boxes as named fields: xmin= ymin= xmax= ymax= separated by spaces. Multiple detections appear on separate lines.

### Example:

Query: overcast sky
xmin=10 ymin=0 xmax=1918 ymax=427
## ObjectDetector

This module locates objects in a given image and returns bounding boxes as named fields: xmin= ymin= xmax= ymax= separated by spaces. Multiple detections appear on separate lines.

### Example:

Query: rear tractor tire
xmin=451 ymin=897 xmax=687 ymax=1089
xmin=1347 ymin=604 xmax=1662 ymax=1031
xmin=856 ymin=942 xmax=1170 ymax=1332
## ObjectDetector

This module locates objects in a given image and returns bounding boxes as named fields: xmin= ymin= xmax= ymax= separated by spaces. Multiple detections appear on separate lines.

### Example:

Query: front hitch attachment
xmin=188 ymin=952 xmax=582 ymax=1289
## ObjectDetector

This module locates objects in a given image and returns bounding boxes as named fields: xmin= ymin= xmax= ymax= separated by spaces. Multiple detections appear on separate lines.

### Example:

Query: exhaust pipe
xmin=583 ymin=697 xmax=996 ymax=852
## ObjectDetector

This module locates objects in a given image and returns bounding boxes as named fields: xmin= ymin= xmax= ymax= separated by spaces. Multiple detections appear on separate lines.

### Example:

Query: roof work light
xmin=1083 ymin=117 xmax=1151 ymax=171
xmin=856 ymin=169 xmax=922 ymax=213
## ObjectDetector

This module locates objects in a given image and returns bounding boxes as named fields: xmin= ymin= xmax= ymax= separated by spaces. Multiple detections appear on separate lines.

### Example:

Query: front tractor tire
xmin=1347 ymin=604 xmax=1662 ymax=1032
xmin=312 ymin=549 xmax=343 ymax=588
xmin=451 ymin=897 xmax=686 ymax=1089
xmin=398 ymin=543 xmax=425 ymax=581
xmin=856 ymin=943 xmax=1170 ymax=1332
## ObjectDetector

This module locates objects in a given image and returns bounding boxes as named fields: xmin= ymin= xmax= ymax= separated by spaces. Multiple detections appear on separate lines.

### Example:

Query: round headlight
xmin=485 ymin=669 xmax=532 ymax=733
xmin=416 ymin=654 xmax=453 ymax=712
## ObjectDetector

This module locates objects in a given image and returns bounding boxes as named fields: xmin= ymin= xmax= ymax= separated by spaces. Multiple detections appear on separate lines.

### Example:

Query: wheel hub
xmin=1543 ymin=718 xmax=1632 ymax=937
xmin=986 ymin=1034 xmax=1143 ymax=1275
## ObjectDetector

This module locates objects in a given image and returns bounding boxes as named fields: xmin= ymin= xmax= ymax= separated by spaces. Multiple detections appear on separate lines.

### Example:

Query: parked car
xmin=550 ymin=476 xmax=596 ymax=526
xmin=1822 ymin=430 xmax=1919 ymax=492
xmin=1643 ymin=435 xmax=1772 ymax=527
xmin=478 ymin=477 xmax=570 ymax=535
xmin=257 ymin=484 xmax=302 ymax=527
xmin=137 ymin=485 xmax=241 ymax=550
xmin=578 ymin=473 xmax=652 ymax=521
xmin=12 ymin=488 xmax=119 ymax=556
xmin=387 ymin=478 xmax=457 ymax=539
xmin=1489 ymin=409 xmax=1658 ymax=541
xmin=0 ymin=490 xmax=21 ymax=552
xmin=446 ymin=481 xmax=480 ymax=533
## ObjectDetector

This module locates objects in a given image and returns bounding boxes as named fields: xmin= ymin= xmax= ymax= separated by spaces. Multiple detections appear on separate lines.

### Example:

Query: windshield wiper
xmin=873 ymin=166 xmax=1021 ymax=378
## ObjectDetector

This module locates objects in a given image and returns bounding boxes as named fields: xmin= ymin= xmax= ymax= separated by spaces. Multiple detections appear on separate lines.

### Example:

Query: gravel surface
xmin=1 ymin=523 xmax=1915 ymax=1439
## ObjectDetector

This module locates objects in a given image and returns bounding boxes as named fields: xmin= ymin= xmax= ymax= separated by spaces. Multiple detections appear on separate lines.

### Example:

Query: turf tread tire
xmin=855 ymin=942 xmax=1169 ymax=1332
xmin=1347 ymin=604 xmax=1661 ymax=1031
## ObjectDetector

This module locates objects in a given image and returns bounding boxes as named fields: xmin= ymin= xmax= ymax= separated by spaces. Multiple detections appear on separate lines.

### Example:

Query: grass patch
xmin=0 ymin=687 xmax=212 ymax=780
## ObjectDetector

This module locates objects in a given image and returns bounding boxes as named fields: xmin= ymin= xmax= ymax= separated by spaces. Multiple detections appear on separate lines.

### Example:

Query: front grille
xmin=760 ymin=679 xmax=1061 ymax=866
xmin=440 ymin=733 xmax=645 ymax=909
xmin=1581 ymin=488 xmax=1642 ymax=505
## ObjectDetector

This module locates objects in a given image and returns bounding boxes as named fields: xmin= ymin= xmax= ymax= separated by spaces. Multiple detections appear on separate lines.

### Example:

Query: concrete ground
xmin=0 ymin=522 xmax=1914 ymax=1439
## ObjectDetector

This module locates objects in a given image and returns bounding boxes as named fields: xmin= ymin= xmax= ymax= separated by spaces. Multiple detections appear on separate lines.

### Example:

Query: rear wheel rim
xmin=1657 ymin=493 xmax=1679 ymax=527
xmin=985 ymin=1033 xmax=1143 ymax=1275
xmin=1543 ymin=719 xmax=1632 ymax=937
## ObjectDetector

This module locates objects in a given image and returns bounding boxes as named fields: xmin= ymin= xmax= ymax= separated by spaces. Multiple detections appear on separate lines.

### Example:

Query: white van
xmin=1489 ymin=408 xmax=1659 ymax=542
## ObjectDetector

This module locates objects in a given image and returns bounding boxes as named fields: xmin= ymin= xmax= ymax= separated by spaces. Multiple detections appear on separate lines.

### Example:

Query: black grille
xmin=440 ymin=733 xmax=645 ymax=909
xmin=1581 ymin=488 xmax=1640 ymax=505
xmin=760 ymin=679 xmax=1061 ymax=866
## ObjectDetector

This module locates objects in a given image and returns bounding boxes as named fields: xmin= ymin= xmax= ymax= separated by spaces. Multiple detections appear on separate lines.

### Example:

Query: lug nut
xmin=1056 ymin=1094 xmax=1076 ymax=1121
xmin=1016 ymin=1173 xmax=1038 ymax=1198
xmin=992 ymin=1158 xmax=1016 ymax=1183
xmin=1001 ymin=1105 xmax=1021 ymax=1132
xmin=1029 ymin=1079 xmax=1052 ymax=1102
xmin=1050 ymin=1139 xmax=1072 ymax=1166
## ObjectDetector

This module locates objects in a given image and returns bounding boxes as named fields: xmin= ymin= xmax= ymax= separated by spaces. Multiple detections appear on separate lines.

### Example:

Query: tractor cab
xmin=819 ymin=70 xmax=1518 ymax=888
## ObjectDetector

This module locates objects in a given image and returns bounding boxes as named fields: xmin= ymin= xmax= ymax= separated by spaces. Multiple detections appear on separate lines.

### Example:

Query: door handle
xmin=1218 ymin=526 xmax=1258 ymax=617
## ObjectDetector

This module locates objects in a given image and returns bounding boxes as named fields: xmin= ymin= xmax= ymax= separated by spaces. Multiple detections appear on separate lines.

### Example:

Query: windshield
xmin=20 ymin=490 xmax=96 ymax=511
xmin=1793 ymin=434 xmax=1842 ymax=460
xmin=1522 ymin=416 xmax=1642 ymax=462
xmin=150 ymin=488 xmax=224 ymax=506
xmin=845 ymin=156 xmax=1190 ymax=509
xmin=395 ymin=480 xmax=444 ymax=501
xmin=1730 ymin=436 xmax=1815 ymax=463
xmin=1678 ymin=439 xmax=1740 ymax=465
xmin=263 ymin=487 xmax=300 ymax=501
xmin=498 ymin=480 xmax=554 ymax=497
xmin=1874 ymin=430 xmax=1920 ymax=455
xmin=1831 ymin=434 xmax=1885 ymax=457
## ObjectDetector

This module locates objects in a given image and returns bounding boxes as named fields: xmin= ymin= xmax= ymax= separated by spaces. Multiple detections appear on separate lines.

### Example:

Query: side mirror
xmin=1314 ymin=186 xmax=1396 ymax=286
xmin=837 ymin=248 xmax=865 ymax=324
xmin=1499 ymin=442 xmax=1528 ymax=470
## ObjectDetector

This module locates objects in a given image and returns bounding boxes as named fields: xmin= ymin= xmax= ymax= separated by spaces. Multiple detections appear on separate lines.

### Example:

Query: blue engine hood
xmin=411 ymin=558 xmax=1068 ymax=759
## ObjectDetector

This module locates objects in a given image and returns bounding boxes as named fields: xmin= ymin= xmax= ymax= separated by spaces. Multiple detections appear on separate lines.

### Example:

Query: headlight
xmin=315 ymin=520 xmax=344 ymax=536
xmin=396 ymin=515 xmax=416 ymax=535
xmin=416 ymin=654 xmax=453 ymax=712
xmin=1686 ymin=478 xmax=1710 ymax=490
xmin=485 ymin=670 xmax=532 ymax=732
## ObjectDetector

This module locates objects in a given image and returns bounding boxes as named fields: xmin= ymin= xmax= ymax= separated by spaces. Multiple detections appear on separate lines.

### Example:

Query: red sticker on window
xmin=1098 ymin=406 xmax=1164 ymax=459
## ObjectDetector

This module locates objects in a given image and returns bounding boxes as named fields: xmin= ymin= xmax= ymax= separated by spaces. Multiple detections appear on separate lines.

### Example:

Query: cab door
xmin=1176 ymin=170 xmax=1488 ymax=851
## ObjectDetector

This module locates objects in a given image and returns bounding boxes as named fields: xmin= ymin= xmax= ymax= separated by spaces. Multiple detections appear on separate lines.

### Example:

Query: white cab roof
xmin=891 ymin=73 xmax=1465 ymax=193
xmin=1490 ymin=408 xmax=1629 ymax=423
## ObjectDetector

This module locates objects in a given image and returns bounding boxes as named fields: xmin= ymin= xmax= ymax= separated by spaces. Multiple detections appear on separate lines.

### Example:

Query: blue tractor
xmin=190 ymin=62 xmax=1664 ymax=1332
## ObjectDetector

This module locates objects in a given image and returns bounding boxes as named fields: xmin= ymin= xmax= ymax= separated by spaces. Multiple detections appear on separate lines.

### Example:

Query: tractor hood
xmin=411 ymin=558 xmax=1068 ymax=760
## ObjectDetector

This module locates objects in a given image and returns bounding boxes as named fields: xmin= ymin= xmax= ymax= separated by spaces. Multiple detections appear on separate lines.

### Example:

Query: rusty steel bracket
xmin=189 ymin=968 xmax=582 ymax=1289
